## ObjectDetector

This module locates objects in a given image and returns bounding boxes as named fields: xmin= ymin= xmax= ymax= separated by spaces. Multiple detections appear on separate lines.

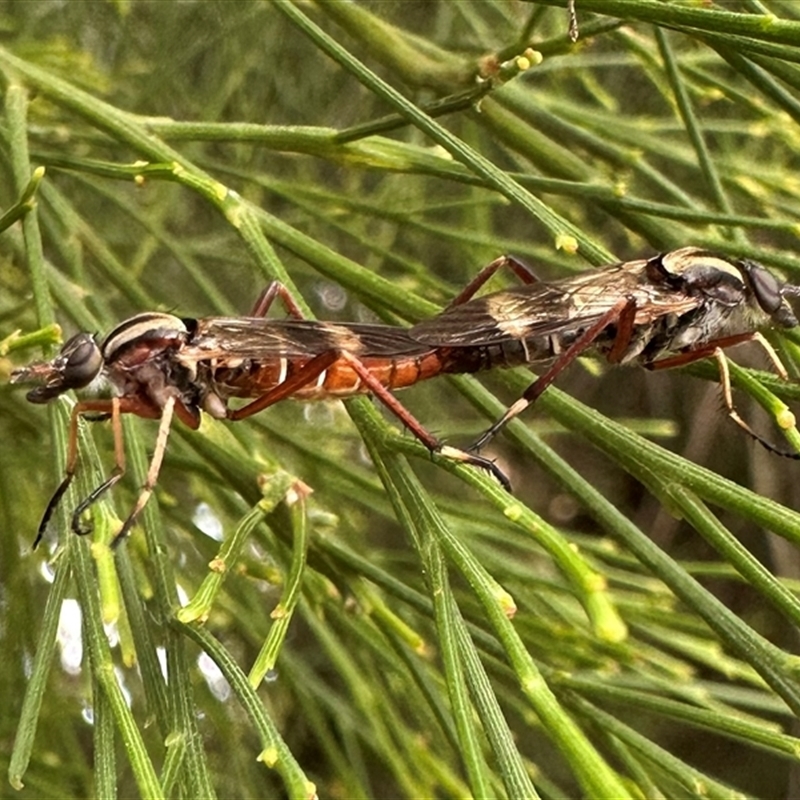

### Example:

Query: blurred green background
xmin=3 ymin=2 xmax=800 ymax=798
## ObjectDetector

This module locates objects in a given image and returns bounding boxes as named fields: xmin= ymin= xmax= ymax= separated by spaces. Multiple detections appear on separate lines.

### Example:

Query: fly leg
xmin=447 ymin=255 xmax=541 ymax=309
xmin=68 ymin=395 xmax=166 ymax=544
xmin=227 ymin=350 xmax=342 ymax=419
xmin=34 ymin=398 xmax=124 ymax=548
xmin=249 ymin=281 xmax=308 ymax=319
xmin=38 ymin=394 xmax=173 ymax=547
xmin=711 ymin=348 xmax=784 ymax=452
xmin=335 ymin=350 xmax=511 ymax=490
xmin=227 ymin=349 xmax=511 ymax=489
xmin=109 ymin=396 xmax=177 ymax=547
xmin=648 ymin=332 xmax=766 ymax=371
xmin=648 ymin=333 xmax=800 ymax=458
xmin=34 ymin=399 xmax=98 ymax=548
xmin=69 ymin=398 xmax=127 ymax=538
xmin=471 ymin=297 xmax=637 ymax=451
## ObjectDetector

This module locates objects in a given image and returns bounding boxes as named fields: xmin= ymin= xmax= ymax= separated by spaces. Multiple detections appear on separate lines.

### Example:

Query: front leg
xmin=35 ymin=397 xmax=125 ymax=548
xmin=649 ymin=334 xmax=800 ymax=459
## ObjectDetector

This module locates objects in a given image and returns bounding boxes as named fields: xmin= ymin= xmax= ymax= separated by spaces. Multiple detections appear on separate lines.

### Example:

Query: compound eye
xmin=59 ymin=333 xmax=103 ymax=389
xmin=746 ymin=263 xmax=783 ymax=314
xmin=12 ymin=331 xmax=103 ymax=404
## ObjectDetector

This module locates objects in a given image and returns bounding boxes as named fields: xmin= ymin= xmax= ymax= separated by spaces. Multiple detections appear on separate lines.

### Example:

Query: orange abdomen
xmin=212 ymin=351 xmax=446 ymax=401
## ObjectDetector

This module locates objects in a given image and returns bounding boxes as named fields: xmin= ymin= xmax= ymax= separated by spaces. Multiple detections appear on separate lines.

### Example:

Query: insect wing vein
xmin=411 ymin=265 xmax=701 ymax=347
xmin=185 ymin=318 xmax=430 ymax=361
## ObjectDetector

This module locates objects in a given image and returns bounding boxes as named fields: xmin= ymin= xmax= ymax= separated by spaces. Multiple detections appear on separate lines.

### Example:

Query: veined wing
xmin=184 ymin=318 xmax=431 ymax=360
xmin=411 ymin=262 xmax=701 ymax=347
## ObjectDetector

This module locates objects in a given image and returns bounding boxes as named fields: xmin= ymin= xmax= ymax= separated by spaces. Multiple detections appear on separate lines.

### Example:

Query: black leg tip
xmin=487 ymin=460 xmax=512 ymax=493
xmin=71 ymin=513 xmax=94 ymax=536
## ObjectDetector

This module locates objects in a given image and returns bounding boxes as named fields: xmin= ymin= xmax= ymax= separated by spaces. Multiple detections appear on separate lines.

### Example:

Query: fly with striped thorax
xmin=410 ymin=246 xmax=800 ymax=452
xmin=10 ymin=282 xmax=507 ymax=548
xmin=10 ymin=247 xmax=800 ymax=546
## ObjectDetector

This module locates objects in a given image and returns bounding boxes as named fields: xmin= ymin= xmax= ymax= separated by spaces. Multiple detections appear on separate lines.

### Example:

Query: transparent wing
xmin=411 ymin=264 xmax=700 ymax=347
xmin=185 ymin=318 xmax=431 ymax=360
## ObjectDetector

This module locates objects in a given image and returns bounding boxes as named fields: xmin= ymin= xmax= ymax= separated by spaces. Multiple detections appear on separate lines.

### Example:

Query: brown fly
xmin=11 ymin=283 xmax=505 ymax=547
xmin=410 ymin=246 xmax=800 ymax=451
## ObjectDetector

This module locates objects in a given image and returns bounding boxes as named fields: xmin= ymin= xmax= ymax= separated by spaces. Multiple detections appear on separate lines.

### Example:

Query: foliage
xmin=2 ymin=1 xmax=800 ymax=797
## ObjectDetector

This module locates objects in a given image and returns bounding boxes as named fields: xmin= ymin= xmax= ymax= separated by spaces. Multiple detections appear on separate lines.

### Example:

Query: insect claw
xmin=32 ymin=528 xmax=45 ymax=551
xmin=31 ymin=473 xmax=75 ymax=549
xmin=763 ymin=441 xmax=800 ymax=460
xmin=467 ymin=453 xmax=511 ymax=491
xmin=470 ymin=420 xmax=507 ymax=452
xmin=439 ymin=445 xmax=512 ymax=490
xmin=71 ymin=511 xmax=94 ymax=536
xmin=485 ymin=458 xmax=512 ymax=492
xmin=728 ymin=409 xmax=800 ymax=460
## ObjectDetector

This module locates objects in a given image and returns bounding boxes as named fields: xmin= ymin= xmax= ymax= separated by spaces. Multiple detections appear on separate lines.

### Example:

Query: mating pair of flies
xmin=11 ymin=246 xmax=800 ymax=547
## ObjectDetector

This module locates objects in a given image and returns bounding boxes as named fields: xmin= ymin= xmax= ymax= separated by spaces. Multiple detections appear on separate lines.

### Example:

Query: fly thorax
xmin=667 ymin=301 xmax=771 ymax=352
xmin=102 ymin=313 xmax=189 ymax=360
xmin=667 ymin=304 xmax=737 ymax=350
xmin=102 ymin=312 xmax=195 ymax=410
xmin=662 ymin=251 xmax=797 ymax=339
xmin=128 ymin=362 xmax=180 ymax=408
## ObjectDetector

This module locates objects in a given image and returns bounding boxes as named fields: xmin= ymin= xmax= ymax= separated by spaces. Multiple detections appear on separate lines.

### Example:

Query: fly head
xmin=648 ymin=247 xmax=799 ymax=330
xmin=740 ymin=260 xmax=799 ymax=328
xmin=10 ymin=332 xmax=103 ymax=403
